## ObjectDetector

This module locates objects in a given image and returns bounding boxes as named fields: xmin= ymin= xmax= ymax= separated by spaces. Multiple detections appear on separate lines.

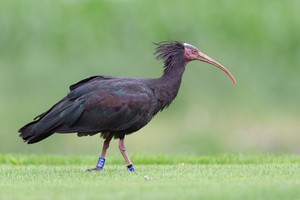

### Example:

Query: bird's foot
xmin=127 ymin=164 xmax=135 ymax=172
xmin=86 ymin=167 xmax=103 ymax=172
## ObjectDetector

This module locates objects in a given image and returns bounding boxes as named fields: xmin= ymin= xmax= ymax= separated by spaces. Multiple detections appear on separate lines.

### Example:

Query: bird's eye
xmin=192 ymin=49 xmax=197 ymax=54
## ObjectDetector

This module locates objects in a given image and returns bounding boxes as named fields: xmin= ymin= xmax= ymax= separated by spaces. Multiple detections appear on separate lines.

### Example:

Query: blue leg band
xmin=127 ymin=164 xmax=135 ymax=172
xmin=96 ymin=157 xmax=106 ymax=169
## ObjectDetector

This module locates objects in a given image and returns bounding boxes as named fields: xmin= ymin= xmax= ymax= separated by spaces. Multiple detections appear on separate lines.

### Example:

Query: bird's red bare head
xmin=183 ymin=43 xmax=236 ymax=84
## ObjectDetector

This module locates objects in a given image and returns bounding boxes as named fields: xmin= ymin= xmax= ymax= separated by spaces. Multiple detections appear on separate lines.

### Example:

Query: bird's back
xmin=19 ymin=76 xmax=158 ymax=143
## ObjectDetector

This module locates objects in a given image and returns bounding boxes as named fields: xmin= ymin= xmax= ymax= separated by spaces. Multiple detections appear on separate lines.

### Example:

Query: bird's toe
xmin=86 ymin=167 xmax=102 ymax=172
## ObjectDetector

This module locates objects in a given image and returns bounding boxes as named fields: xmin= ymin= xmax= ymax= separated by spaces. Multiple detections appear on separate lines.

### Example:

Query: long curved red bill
xmin=197 ymin=52 xmax=236 ymax=84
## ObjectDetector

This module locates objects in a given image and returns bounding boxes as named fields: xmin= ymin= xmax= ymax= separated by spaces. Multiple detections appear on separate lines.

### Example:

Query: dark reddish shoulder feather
xmin=69 ymin=75 xmax=113 ymax=91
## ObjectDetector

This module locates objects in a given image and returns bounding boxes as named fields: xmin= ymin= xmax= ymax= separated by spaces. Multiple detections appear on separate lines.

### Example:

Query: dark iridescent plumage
xmin=19 ymin=41 xmax=186 ymax=143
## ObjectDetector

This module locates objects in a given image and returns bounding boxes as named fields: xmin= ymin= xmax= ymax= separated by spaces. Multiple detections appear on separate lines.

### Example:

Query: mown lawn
xmin=0 ymin=154 xmax=300 ymax=200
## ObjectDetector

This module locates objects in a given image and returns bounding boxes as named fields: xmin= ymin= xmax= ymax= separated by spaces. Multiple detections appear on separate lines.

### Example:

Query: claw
xmin=86 ymin=167 xmax=102 ymax=172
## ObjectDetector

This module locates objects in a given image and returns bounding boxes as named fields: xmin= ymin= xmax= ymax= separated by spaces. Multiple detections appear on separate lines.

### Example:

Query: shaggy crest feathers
xmin=154 ymin=41 xmax=185 ymax=73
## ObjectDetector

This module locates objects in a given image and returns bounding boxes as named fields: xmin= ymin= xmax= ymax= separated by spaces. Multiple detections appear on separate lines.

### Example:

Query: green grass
xmin=1 ymin=154 xmax=300 ymax=200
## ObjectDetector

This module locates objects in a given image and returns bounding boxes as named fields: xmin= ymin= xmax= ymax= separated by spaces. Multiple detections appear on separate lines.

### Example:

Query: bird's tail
xmin=19 ymin=98 xmax=85 ymax=144
xmin=19 ymin=120 xmax=54 ymax=144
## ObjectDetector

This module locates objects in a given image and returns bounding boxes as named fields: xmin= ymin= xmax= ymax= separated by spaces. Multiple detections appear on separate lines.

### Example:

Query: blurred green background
xmin=0 ymin=0 xmax=299 ymax=155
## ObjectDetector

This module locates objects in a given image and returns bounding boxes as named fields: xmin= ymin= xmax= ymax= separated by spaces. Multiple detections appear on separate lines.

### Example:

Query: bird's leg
xmin=118 ymin=137 xmax=135 ymax=172
xmin=87 ymin=134 xmax=114 ymax=172
xmin=100 ymin=134 xmax=114 ymax=158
